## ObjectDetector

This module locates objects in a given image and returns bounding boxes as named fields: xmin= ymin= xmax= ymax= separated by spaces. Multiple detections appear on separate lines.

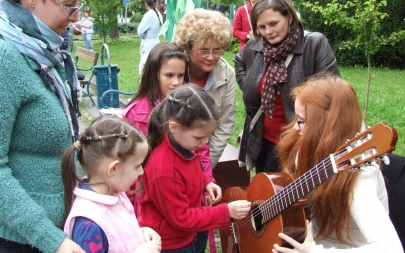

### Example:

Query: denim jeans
xmin=82 ymin=33 xmax=93 ymax=51
xmin=194 ymin=231 xmax=208 ymax=253
xmin=161 ymin=239 xmax=196 ymax=253
xmin=0 ymin=238 xmax=42 ymax=253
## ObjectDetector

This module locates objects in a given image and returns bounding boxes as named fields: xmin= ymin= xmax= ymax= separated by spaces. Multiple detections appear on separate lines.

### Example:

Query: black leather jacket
xmin=234 ymin=25 xmax=340 ymax=160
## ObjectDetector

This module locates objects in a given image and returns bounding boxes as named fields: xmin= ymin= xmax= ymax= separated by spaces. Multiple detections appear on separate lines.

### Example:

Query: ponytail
xmin=60 ymin=143 xmax=81 ymax=228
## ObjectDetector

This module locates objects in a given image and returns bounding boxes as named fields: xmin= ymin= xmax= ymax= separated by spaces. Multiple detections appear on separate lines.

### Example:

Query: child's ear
xmin=168 ymin=120 xmax=180 ymax=134
xmin=106 ymin=160 xmax=120 ymax=176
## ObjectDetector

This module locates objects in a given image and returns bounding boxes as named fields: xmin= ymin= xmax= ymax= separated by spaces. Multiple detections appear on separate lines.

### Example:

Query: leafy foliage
xmin=91 ymin=0 xmax=122 ymax=42
xmin=295 ymin=0 xmax=405 ymax=68
xmin=297 ymin=0 xmax=405 ymax=122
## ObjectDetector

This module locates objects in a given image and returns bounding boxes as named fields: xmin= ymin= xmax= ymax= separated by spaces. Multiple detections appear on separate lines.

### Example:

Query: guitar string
xmin=231 ymin=160 xmax=336 ymax=235
xmin=231 ymin=149 xmax=349 ymax=235
xmin=232 ymin=162 xmax=336 ymax=238
xmin=232 ymin=147 xmax=351 ymax=235
xmin=232 ymin=164 xmax=335 ymax=236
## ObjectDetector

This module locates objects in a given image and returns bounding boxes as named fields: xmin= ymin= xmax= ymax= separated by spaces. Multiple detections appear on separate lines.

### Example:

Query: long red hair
xmin=278 ymin=74 xmax=363 ymax=243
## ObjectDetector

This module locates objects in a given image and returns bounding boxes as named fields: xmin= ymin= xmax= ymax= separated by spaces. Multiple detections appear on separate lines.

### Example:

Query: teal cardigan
xmin=0 ymin=39 xmax=72 ymax=252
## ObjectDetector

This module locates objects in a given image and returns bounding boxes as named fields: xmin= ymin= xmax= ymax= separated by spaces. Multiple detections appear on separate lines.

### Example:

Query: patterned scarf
xmin=0 ymin=0 xmax=79 ymax=140
xmin=261 ymin=26 xmax=299 ymax=119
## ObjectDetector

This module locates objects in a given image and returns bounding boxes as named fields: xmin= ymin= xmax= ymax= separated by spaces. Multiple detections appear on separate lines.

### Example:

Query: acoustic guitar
xmin=219 ymin=122 xmax=398 ymax=253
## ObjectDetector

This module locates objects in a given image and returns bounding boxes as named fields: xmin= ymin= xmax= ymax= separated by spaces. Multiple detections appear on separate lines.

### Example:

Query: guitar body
xmin=219 ymin=172 xmax=306 ymax=253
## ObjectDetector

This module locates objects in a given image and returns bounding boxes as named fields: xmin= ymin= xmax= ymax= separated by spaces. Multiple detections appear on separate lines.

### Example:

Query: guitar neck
xmin=260 ymin=155 xmax=337 ymax=224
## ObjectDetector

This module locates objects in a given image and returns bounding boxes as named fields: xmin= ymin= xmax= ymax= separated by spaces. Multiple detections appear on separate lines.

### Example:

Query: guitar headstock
xmin=333 ymin=122 xmax=398 ymax=171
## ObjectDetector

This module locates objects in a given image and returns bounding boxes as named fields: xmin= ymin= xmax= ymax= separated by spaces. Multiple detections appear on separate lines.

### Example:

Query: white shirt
xmin=310 ymin=164 xmax=403 ymax=252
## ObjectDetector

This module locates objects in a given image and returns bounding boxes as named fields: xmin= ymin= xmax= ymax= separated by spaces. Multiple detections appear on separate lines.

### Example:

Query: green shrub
xmin=294 ymin=0 xmax=405 ymax=69
xmin=118 ymin=23 xmax=138 ymax=34
xmin=130 ymin=13 xmax=143 ymax=23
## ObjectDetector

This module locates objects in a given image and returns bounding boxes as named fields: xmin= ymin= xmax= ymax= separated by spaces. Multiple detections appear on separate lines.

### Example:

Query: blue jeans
xmin=82 ymin=33 xmax=93 ymax=51
xmin=0 ymin=238 xmax=42 ymax=253
xmin=194 ymin=231 xmax=208 ymax=253
xmin=162 ymin=240 xmax=196 ymax=253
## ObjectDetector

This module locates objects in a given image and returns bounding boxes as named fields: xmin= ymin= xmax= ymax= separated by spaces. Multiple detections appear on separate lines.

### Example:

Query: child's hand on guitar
xmin=228 ymin=200 xmax=251 ymax=219
xmin=205 ymin=182 xmax=222 ymax=204
xmin=272 ymin=220 xmax=314 ymax=253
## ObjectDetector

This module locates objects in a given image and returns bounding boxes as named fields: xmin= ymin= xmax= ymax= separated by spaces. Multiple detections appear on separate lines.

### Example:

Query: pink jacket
xmin=122 ymin=96 xmax=151 ymax=134
xmin=233 ymin=2 xmax=253 ymax=50
xmin=64 ymin=188 xmax=146 ymax=253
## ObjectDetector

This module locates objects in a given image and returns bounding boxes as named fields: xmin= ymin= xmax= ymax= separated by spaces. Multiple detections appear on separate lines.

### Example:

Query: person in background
xmin=138 ymin=0 xmax=163 ymax=75
xmin=174 ymin=9 xmax=237 ymax=252
xmin=77 ymin=10 xmax=93 ymax=51
xmin=139 ymin=84 xmax=251 ymax=253
xmin=234 ymin=0 xmax=339 ymax=174
xmin=0 ymin=0 xmax=83 ymax=252
xmin=122 ymin=42 xmax=189 ymax=216
xmin=62 ymin=115 xmax=161 ymax=253
xmin=273 ymin=74 xmax=402 ymax=252
xmin=233 ymin=0 xmax=256 ymax=51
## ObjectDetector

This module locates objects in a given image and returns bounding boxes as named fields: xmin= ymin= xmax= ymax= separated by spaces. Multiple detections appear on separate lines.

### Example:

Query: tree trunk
xmin=110 ymin=23 xmax=119 ymax=40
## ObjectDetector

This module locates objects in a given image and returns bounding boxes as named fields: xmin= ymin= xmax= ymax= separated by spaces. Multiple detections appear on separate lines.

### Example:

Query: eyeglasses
xmin=193 ymin=49 xmax=224 ymax=58
xmin=53 ymin=0 xmax=84 ymax=17
xmin=296 ymin=118 xmax=305 ymax=129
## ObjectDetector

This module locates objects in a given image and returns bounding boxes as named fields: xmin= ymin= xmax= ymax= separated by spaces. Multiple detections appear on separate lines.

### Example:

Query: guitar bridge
xmin=230 ymin=220 xmax=239 ymax=244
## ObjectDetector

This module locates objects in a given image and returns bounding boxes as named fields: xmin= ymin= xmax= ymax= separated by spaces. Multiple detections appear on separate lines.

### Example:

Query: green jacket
xmin=0 ymin=38 xmax=71 ymax=253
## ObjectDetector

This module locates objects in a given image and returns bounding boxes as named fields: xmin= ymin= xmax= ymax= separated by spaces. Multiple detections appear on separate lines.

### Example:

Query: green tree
xmin=91 ymin=0 xmax=121 ymax=42
xmin=303 ymin=0 xmax=405 ymax=123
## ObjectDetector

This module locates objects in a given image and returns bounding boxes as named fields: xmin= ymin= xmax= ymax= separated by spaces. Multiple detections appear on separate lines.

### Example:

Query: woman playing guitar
xmin=273 ymin=74 xmax=402 ymax=252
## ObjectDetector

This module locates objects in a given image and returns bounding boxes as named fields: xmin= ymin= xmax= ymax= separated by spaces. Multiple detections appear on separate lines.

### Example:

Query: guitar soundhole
xmin=250 ymin=205 xmax=266 ymax=237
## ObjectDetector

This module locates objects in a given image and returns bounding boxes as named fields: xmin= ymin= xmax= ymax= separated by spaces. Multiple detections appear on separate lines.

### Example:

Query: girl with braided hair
xmin=138 ymin=0 xmax=163 ymax=74
xmin=139 ymin=84 xmax=251 ymax=252
xmin=61 ymin=115 xmax=161 ymax=253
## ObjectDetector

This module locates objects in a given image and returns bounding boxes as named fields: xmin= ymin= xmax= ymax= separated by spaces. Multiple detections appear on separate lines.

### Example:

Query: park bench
xmin=74 ymin=46 xmax=99 ymax=106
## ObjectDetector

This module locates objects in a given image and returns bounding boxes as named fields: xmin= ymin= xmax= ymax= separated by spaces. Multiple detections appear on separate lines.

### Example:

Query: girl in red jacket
xmin=139 ymin=84 xmax=251 ymax=252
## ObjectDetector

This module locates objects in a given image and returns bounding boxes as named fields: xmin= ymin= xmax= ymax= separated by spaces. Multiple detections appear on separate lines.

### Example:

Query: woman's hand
xmin=205 ymin=182 xmax=222 ymax=204
xmin=55 ymin=238 xmax=85 ymax=253
xmin=272 ymin=220 xmax=314 ymax=253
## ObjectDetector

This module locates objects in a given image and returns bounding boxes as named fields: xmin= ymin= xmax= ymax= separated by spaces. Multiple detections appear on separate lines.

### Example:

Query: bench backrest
xmin=75 ymin=47 xmax=99 ymax=65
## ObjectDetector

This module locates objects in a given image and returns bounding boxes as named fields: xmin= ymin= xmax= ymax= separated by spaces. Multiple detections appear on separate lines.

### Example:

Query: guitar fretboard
xmin=259 ymin=156 xmax=337 ymax=224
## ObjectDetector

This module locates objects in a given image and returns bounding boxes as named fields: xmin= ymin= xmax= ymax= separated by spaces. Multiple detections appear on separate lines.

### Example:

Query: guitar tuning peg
xmin=345 ymin=139 xmax=350 ymax=143
xmin=382 ymin=155 xmax=390 ymax=165
xmin=366 ymin=125 xmax=371 ymax=129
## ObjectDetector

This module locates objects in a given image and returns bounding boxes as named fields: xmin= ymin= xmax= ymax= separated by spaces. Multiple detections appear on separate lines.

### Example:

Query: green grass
xmin=74 ymin=35 xmax=405 ymax=157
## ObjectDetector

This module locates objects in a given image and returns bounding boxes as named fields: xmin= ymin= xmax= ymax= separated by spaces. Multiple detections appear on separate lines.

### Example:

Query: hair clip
xmin=73 ymin=141 xmax=81 ymax=150
xmin=86 ymin=136 xmax=92 ymax=141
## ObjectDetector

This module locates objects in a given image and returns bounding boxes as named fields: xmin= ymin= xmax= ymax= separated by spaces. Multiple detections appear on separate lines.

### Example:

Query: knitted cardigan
xmin=0 ymin=39 xmax=72 ymax=252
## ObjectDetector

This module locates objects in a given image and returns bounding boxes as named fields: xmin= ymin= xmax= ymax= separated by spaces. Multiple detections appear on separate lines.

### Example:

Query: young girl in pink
xmin=61 ymin=115 xmax=161 ymax=253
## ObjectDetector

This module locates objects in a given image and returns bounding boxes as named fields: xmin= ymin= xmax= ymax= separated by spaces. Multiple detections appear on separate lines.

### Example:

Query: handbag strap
xmin=248 ymin=52 xmax=294 ymax=132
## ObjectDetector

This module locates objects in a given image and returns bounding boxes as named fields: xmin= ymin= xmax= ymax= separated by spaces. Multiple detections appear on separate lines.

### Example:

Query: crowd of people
xmin=0 ymin=0 xmax=403 ymax=252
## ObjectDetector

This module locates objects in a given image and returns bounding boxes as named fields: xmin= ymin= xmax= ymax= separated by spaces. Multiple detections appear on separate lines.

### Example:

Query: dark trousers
xmin=194 ymin=231 xmax=208 ymax=253
xmin=254 ymin=138 xmax=281 ymax=173
xmin=0 ymin=238 xmax=42 ymax=253
xmin=162 ymin=239 xmax=196 ymax=253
